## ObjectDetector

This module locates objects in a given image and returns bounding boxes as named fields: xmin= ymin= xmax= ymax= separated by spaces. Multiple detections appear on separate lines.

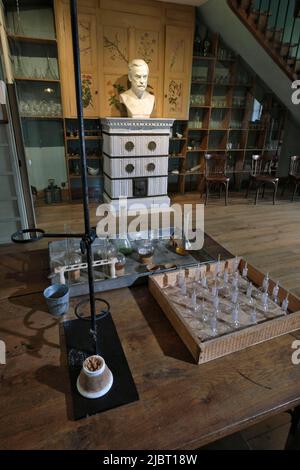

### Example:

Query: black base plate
xmin=63 ymin=314 xmax=139 ymax=420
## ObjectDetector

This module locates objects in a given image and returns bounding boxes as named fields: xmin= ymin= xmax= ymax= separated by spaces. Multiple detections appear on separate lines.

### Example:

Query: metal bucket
xmin=43 ymin=284 xmax=69 ymax=316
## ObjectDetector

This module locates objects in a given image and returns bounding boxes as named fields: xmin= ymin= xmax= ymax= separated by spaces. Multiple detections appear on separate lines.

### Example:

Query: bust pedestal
xmin=101 ymin=118 xmax=174 ymax=212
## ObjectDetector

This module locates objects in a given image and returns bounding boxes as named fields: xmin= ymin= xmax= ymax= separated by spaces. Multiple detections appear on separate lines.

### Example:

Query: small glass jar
xmin=115 ymin=253 xmax=126 ymax=277
xmin=67 ymin=252 xmax=82 ymax=282
xmin=98 ymin=238 xmax=118 ymax=260
xmin=137 ymin=241 xmax=155 ymax=264
xmin=114 ymin=237 xmax=133 ymax=256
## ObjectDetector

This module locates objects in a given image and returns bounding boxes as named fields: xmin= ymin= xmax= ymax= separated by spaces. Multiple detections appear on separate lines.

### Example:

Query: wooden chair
xmin=245 ymin=154 xmax=279 ymax=205
xmin=283 ymin=156 xmax=300 ymax=201
xmin=204 ymin=154 xmax=230 ymax=206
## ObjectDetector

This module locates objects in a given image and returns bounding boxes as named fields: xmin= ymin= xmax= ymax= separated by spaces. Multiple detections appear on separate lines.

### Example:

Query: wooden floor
xmin=1 ymin=192 xmax=300 ymax=449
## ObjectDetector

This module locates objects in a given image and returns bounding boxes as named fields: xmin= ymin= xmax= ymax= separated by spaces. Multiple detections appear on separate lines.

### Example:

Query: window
xmin=251 ymin=99 xmax=262 ymax=122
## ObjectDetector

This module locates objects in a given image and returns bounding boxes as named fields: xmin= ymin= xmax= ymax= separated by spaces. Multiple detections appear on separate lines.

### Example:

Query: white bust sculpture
xmin=120 ymin=59 xmax=155 ymax=119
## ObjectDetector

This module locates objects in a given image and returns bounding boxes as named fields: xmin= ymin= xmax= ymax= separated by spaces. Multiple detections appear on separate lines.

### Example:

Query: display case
xmin=16 ymin=80 xmax=62 ymax=118
xmin=4 ymin=0 xmax=66 ymax=207
xmin=4 ymin=0 xmax=56 ymax=39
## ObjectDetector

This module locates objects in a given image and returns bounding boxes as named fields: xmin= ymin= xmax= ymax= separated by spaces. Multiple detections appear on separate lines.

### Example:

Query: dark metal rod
xmin=296 ymin=29 xmax=300 ymax=61
xmin=70 ymin=0 xmax=98 ymax=355
xmin=258 ymin=0 xmax=263 ymax=20
xmin=288 ymin=14 xmax=297 ymax=62
xmin=266 ymin=0 xmax=272 ymax=32
xmin=280 ymin=0 xmax=291 ymax=50
xmin=274 ymin=0 xmax=281 ymax=33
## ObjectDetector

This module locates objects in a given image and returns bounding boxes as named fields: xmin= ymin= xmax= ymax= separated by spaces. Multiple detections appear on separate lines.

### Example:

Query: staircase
xmin=228 ymin=0 xmax=300 ymax=81
xmin=199 ymin=0 xmax=300 ymax=125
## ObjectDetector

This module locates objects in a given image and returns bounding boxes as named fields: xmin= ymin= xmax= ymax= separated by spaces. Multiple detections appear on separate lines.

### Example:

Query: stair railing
xmin=228 ymin=0 xmax=300 ymax=80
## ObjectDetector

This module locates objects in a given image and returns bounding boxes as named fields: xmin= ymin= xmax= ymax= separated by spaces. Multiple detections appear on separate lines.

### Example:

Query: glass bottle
xmin=202 ymin=30 xmax=211 ymax=57
xmin=194 ymin=27 xmax=201 ymax=56
xmin=115 ymin=253 xmax=126 ymax=277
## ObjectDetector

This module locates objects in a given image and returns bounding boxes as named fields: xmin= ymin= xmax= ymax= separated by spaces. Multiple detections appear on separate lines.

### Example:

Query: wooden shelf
xmin=216 ymin=56 xmax=236 ymax=62
xmin=66 ymin=136 xmax=102 ymax=140
xmin=15 ymin=77 xmax=60 ymax=83
xmin=171 ymin=30 xmax=286 ymax=197
xmin=20 ymin=115 xmax=63 ymax=120
xmin=7 ymin=34 xmax=57 ymax=45
xmin=209 ymin=128 xmax=229 ymax=131
xmin=192 ymin=81 xmax=212 ymax=85
xmin=193 ymin=55 xmax=216 ymax=60
xmin=69 ymin=175 xmax=103 ymax=179
xmin=188 ymin=128 xmax=210 ymax=131
xmin=213 ymin=82 xmax=235 ymax=87
xmin=190 ymin=105 xmax=211 ymax=108
xmin=68 ymin=156 xmax=101 ymax=160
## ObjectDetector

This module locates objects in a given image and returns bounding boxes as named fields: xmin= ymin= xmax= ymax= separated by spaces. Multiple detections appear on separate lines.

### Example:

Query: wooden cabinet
xmin=54 ymin=1 xmax=99 ymax=118
xmin=78 ymin=13 xmax=99 ymax=117
xmin=54 ymin=0 xmax=195 ymax=119
xmin=163 ymin=25 xmax=194 ymax=119
xmin=54 ymin=0 xmax=76 ymax=117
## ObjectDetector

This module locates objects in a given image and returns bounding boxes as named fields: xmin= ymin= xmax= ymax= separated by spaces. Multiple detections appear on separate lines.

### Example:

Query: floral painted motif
xmin=168 ymin=80 xmax=182 ymax=112
xmin=79 ymin=21 xmax=92 ymax=57
xmin=137 ymin=32 xmax=156 ymax=65
xmin=104 ymin=34 xmax=128 ymax=64
xmin=107 ymin=81 xmax=126 ymax=111
xmin=81 ymin=74 xmax=93 ymax=108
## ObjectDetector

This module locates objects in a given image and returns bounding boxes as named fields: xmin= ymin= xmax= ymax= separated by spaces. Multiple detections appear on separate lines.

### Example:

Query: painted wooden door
xmin=163 ymin=25 xmax=194 ymax=119
xmin=55 ymin=1 xmax=99 ymax=118
xmin=78 ymin=12 xmax=99 ymax=117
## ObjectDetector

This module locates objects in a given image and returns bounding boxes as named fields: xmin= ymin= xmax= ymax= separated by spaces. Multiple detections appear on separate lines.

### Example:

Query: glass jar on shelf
xmin=202 ymin=30 xmax=211 ymax=57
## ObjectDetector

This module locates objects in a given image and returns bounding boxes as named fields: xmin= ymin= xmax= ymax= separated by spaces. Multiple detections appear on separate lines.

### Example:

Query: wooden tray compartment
xmin=149 ymin=258 xmax=300 ymax=364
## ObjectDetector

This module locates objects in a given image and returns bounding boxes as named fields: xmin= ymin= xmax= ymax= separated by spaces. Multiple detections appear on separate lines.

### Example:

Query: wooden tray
xmin=149 ymin=258 xmax=300 ymax=364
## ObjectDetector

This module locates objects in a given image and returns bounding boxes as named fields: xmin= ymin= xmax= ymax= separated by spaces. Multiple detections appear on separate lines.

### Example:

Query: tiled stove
xmin=101 ymin=118 xmax=174 ymax=211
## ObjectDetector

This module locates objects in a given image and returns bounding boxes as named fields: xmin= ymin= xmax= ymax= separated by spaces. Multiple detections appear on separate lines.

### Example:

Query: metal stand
xmin=11 ymin=0 xmax=139 ymax=419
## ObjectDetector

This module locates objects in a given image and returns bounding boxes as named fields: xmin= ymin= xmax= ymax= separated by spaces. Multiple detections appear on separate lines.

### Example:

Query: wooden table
xmin=1 ymin=239 xmax=300 ymax=450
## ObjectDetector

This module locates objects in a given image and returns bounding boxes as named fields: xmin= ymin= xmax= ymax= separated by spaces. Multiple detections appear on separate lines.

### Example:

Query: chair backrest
xmin=205 ymin=153 xmax=227 ymax=177
xmin=289 ymin=156 xmax=300 ymax=176
xmin=251 ymin=154 xmax=277 ymax=176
